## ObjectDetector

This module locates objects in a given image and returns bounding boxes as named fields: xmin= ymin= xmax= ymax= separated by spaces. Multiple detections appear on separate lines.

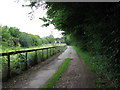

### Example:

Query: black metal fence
xmin=0 ymin=45 xmax=66 ymax=80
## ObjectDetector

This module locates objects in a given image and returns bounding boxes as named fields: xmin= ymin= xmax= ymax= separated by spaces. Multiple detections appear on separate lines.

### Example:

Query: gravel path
xmin=54 ymin=46 xmax=96 ymax=88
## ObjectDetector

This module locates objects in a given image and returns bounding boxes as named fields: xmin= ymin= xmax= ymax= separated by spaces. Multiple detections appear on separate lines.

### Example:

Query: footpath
xmin=54 ymin=46 xmax=96 ymax=88
xmin=3 ymin=46 xmax=96 ymax=88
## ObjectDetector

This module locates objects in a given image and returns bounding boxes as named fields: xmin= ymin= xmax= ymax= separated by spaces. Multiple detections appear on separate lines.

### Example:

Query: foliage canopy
xmin=39 ymin=2 xmax=120 ymax=88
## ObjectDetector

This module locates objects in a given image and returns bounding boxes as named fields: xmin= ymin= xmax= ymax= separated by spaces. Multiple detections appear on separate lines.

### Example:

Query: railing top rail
xmin=0 ymin=46 xmax=65 ymax=56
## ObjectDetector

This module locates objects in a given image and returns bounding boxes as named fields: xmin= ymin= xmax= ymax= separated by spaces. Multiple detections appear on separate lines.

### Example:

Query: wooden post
xmin=53 ymin=48 xmax=55 ymax=55
xmin=51 ymin=48 xmax=53 ymax=56
xmin=51 ymin=48 xmax=52 ymax=56
xmin=35 ymin=51 xmax=38 ymax=64
xmin=42 ymin=49 xmax=44 ymax=61
xmin=58 ymin=47 xmax=59 ymax=52
xmin=25 ymin=52 xmax=28 ymax=70
xmin=59 ymin=47 xmax=61 ymax=52
xmin=41 ymin=50 xmax=42 ymax=60
xmin=7 ymin=54 xmax=10 ymax=78
xmin=52 ymin=48 xmax=53 ymax=55
xmin=47 ymin=49 xmax=48 ymax=59
xmin=50 ymin=48 xmax=51 ymax=56
xmin=55 ymin=47 xmax=56 ymax=54
xmin=57 ymin=47 xmax=58 ymax=53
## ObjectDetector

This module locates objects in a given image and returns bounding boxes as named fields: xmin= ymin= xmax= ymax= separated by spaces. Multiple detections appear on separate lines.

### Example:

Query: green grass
xmin=43 ymin=58 xmax=71 ymax=88
xmin=1 ymin=44 xmax=66 ymax=53
xmin=74 ymin=46 xmax=104 ymax=73
xmin=74 ymin=46 xmax=118 ymax=88
xmin=74 ymin=46 xmax=94 ymax=71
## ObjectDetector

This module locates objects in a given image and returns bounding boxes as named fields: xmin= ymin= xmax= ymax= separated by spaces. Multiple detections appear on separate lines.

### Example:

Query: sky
xmin=0 ymin=0 xmax=63 ymax=38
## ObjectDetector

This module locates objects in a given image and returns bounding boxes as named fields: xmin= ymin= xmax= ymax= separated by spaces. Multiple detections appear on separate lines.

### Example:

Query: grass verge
xmin=74 ymin=46 xmax=94 ymax=71
xmin=73 ymin=46 xmax=118 ymax=88
xmin=43 ymin=58 xmax=71 ymax=88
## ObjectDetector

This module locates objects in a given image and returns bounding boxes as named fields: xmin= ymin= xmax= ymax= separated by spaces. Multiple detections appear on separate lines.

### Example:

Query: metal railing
xmin=0 ymin=45 xmax=67 ymax=80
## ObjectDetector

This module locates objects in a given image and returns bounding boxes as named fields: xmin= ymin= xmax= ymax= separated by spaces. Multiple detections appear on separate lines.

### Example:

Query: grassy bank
xmin=74 ymin=46 xmax=118 ymax=88
xmin=74 ymin=46 xmax=94 ymax=71
xmin=43 ymin=58 xmax=71 ymax=88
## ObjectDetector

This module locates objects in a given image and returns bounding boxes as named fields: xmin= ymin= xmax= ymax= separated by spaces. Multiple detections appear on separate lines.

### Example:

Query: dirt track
xmin=54 ymin=46 xmax=96 ymax=88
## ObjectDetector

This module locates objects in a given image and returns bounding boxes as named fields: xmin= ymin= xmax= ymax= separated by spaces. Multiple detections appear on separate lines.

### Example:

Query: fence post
xmin=51 ymin=48 xmax=53 ymax=56
xmin=35 ymin=50 xmax=38 ymax=64
xmin=42 ymin=49 xmax=44 ymax=61
xmin=57 ymin=47 xmax=58 ymax=53
xmin=25 ymin=52 xmax=28 ymax=70
xmin=7 ymin=54 xmax=10 ymax=78
xmin=47 ymin=48 xmax=48 ymax=59
xmin=59 ymin=46 xmax=61 ymax=52
xmin=55 ymin=47 xmax=57 ymax=54
xmin=50 ymin=48 xmax=51 ymax=56
xmin=53 ymin=48 xmax=54 ymax=55
xmin=51 ymin=48 xmax=53 ymax=55
xmin=51 ymin=48 xmax=52 ymax=56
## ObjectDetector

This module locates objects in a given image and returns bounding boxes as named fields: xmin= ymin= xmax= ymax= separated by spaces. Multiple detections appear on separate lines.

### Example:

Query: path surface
xmin=3 ymin=46 xmax=96 ymax=88
xmin=3 ymin=46 xmax=71 ymax=89
xmin=54 ymin=46 xmax=96 ymax=88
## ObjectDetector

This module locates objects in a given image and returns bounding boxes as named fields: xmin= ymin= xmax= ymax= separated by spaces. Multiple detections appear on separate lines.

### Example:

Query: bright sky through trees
xmin=0 ymin=0 xmax=63 ymax=38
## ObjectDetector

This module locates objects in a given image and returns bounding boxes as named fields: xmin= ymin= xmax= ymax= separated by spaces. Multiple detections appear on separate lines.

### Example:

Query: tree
xmin=45 ymin=35 xmax=55 ymax=44
xmin=9 ymin=27 xmax=21 ymax=46
xmin=0 ymin=26 xmax=13 ymax=47
xmin=38 ymin=2 xmax=120 ymax=87
xmin=19 ymin=32 xmax=31 ymax=47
